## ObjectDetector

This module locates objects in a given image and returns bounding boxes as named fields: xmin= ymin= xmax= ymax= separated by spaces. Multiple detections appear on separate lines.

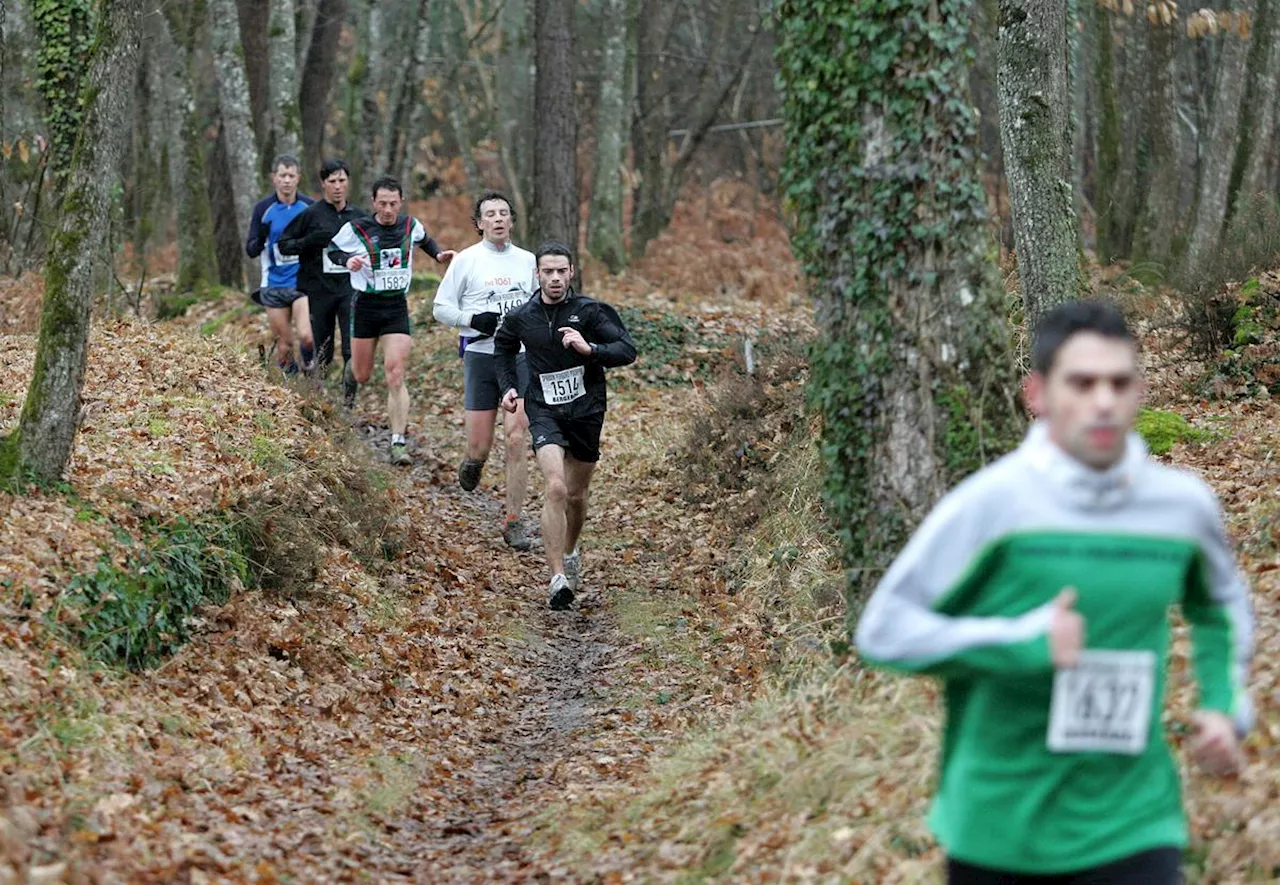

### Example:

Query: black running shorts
xmin=253 ymin=287 xmax=305 ymax=309
xmin=351 ymin=293 xmax=411 ymax=339
xmin=463 ymin=351 xmax=530 ymax=411
xmin=947 ymin=847 xmax=1182 ymax=885
xmin=526 ymin=402 xmax=604 ymax=463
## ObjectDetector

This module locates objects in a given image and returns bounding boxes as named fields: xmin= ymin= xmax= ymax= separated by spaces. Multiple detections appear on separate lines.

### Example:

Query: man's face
xmin=272 ymin=164 xmax=300 ymax=200
xmin=1025 ymin=332 xmax=1143 ymax=470
xmin=373 ymin=188 xmax=402 ymax=224
xmin=322 ymin=170 xmax=349 ymax=206
xmin=476 ymin=199 xmax=513 ymax=245
xmin=537 ymin=255 xmax=573 ymax=301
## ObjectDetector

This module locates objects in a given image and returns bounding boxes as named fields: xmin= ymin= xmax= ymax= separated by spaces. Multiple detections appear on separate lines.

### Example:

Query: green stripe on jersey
xmin=924 ymin=530 xmax=1202 ymax=872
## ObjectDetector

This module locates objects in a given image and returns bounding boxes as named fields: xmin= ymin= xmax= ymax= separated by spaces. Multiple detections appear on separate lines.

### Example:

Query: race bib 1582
xmin=374 ymin=268 xmax=412 ymax=292
xmin=1047 ymin=649 xmax=1156 ymax=755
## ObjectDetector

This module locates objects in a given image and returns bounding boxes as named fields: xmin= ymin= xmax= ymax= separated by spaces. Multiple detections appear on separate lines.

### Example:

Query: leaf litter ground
xmin=0 ymin=188 xmax=810 ymax=883
xmin=7 ymin=193 xmax=1280 ymax=882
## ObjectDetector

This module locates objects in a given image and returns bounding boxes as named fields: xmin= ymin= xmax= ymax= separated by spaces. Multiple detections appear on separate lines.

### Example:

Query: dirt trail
xmin=350 ymin=420 xmax=629 ymax=881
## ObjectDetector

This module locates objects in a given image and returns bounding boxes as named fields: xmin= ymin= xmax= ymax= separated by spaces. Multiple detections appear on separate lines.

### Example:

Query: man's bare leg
xmin=536 ymin=444 xmax=569 ymax=577
xmin=564 ymin=456 xmax=596 ymax=555
xmin=464 ymin=409 xmax=498 ymax=463
xmin=266 ymin=306 xmax=294 ymax=369
xmin=383 ymin=333 xmax=412 ymax=437
xmin=291 ymin=296 xmax=315 ymax=369
xmin=503 ymin=401 xmax=529 ymax=521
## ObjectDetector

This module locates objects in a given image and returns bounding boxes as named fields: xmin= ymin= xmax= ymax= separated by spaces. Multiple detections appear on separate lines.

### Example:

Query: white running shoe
xmin=564 ymin=548 xmax=581 ymax=592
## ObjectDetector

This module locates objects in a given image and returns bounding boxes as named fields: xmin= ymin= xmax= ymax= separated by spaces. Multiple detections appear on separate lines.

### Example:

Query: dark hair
xmin=319 ymin=158 xmax=350 ymax=181
xmin=535 ymin=241 xmax=574 ymax=268
xmin=371 ymin=175 xmax=403 ymax=199
xmin=472 ymin=190 xmax=515 ymax=226
xmin=1031 ymin=300 xmax=1135 ymax=375
xmin=271 ymin=154 xmax=300 ymax=173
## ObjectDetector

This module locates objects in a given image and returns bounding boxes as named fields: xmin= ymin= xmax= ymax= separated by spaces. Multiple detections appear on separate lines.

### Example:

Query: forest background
xmin=3 ymin=0 xmax=1280 ymax=881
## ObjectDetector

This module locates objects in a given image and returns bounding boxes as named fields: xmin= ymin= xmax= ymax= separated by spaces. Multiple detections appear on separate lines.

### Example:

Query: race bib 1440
xmin=1047 ymin=649 xmax=1156 ymax=755
xmin=539 ymin=366 xmax=585 ymax=405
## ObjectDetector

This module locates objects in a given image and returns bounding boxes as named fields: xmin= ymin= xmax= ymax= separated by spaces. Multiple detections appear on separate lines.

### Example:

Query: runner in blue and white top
xmin=244 ymin=154 xmax=316 ymax=374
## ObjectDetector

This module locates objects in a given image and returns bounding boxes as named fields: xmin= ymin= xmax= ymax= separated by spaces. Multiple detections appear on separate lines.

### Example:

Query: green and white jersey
xmin=854 ymin=422 xmax=1254 ymax=874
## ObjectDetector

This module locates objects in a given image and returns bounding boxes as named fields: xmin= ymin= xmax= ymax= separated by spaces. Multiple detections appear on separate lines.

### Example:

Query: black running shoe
xmin=548 ymin=574 xmax=574 ymax=610
xmin=342 ymin=363 xmax=358 ymax=409
xmin=457 ymin=458 xmax=484 ymax=491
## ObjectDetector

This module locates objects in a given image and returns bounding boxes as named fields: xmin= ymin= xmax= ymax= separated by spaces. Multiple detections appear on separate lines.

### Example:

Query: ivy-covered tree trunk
xmin=1134 ymin=21 xmax=1181 ymax=265
xmin=586 ymin=0 xmax=630 ymax=273
xmin=531 ymin=0 xmax=579 ymax=248
xmin=778 ymin=0 xmax=1025 ymax=595
xmin=997 ymin=0 xmax=1079 ymax=322
xmin=268 ymin=0 xmax=302 ymax=163
xmin=210 ymin=0 xmax=261 ymax=287
xmin=2 ymin=0 xmax=141 ymax=486
xmin=1184 ymin=8 xmax=1254 ymax=275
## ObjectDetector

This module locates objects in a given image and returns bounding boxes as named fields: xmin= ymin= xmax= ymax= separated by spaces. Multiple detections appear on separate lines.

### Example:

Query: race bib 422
xmin=1047 ymin=649 xmax=1156 ymax=755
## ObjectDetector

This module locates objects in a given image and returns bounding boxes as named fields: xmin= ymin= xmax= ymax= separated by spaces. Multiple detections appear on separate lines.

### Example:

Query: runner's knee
xmin=353 ymin=363 xmax=373 ymax=384
xmin=386 ymin=362 xmax=405 ymax=388
xmin=566 ymin=486 xmax=587 ymax=508
xmin=546 ymin=476 xmax=568 ymax=504
xmin=506 ymin=420 xmax=526 ymax=448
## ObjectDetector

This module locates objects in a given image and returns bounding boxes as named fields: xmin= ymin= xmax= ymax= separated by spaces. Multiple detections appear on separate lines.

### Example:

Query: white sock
xmin=391 ymin=434 xmax=405 ymax=445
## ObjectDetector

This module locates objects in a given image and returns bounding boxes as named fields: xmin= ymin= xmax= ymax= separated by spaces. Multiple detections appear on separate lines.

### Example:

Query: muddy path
xmin=352 ymin=419 xmax=629 ymax=882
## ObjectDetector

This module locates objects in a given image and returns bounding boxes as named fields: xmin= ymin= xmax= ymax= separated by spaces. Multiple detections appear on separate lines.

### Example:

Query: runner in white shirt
xmin=432 ymin=190 xmax=538 ymax=549
xmin=329 ymin=176 xmax=454 ymax=466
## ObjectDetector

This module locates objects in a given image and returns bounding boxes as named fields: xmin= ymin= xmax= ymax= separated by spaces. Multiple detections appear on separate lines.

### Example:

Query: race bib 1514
xmin=539 ymin=365 xmax=585 ymax=405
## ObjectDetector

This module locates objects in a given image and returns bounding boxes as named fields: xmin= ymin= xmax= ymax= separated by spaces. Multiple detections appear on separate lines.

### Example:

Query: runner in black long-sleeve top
xmin=277 ymin=158 xmax=367 ymax=407
xmin=494 ymin=241 xmax=636 ymax=609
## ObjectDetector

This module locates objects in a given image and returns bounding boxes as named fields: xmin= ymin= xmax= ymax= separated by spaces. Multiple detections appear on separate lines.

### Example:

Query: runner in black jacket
xmin=277 ymin=158 xmax=367 ymax=406
xmin=495 ymin=242 xmax=636 ymax=609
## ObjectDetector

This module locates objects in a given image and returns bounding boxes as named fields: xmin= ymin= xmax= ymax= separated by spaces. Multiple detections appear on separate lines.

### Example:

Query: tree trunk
xmin=1109 ymin=19 xmax=1148 ymax=259
xmin=268 ymin=0 xmax=303 ymax=164
xmin=1134 ymin=21 xmax=1181 ymax=265
xmin=3 ymin=0 xmax=142 ymax=486
xmin=587 ymin=0 xmax=630 ymax=273
xmin=300 ymin=0 xmax=347 ymax=187
xmin=531 ymin=0 xmax=579 ymax=248
xmin=630 ymin=0 xmax=679 ymax=259
xmin=496 ymin=0 xmax=534 ymax=237
xmin=358 ymin=0 xmax=383 ymax=182
xmin=971 ymin=0 xmax=1011 ymax=249
xmin=210 ymin=0 xmax=262 ymax=287
xmin=997 ymin=0 xmax=1080 ymax=323
xmin=399 ymin=0 xmax=444 ymax=187
xmin=381 ymin=0 xmax=432 ymax=179
xmin=629 ymin=0 xmax=756 ymax=260
xmin=1184 ymin=6 xmax=1255 ymax=276
xmin=157 ymin=2 xmax=217 ymax=293
xmin=778 ymin=0 xmax=1024 ymax=591
xmin=1093 ymin=5 xmax=1123 ymax=261
xmin=210 ymin=121 xmax=245 ymax=288
xmin=236 ymin=0 xmax=271 ymax=159
xmin=1234 ymin=1 xmax=1280 ymax=220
